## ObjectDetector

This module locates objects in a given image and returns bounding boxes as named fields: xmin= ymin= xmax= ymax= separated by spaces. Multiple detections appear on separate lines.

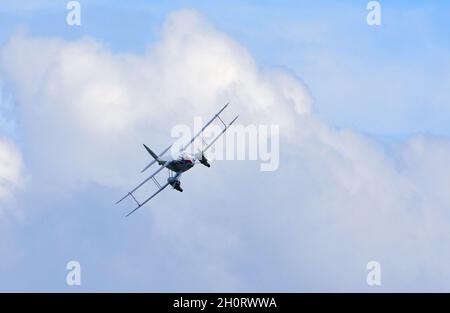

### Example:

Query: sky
xmin=0 ymin=0 xmax=450 ymax=292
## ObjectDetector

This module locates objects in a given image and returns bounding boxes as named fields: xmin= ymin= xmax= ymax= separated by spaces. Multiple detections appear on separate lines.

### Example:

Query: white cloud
xmin=0 ymin=9 xmax=449 ymax=291
xmin=0 ymin=138 xmax=22 ymax=202
xmin=0 ymin=10 xmax=312 ymax=189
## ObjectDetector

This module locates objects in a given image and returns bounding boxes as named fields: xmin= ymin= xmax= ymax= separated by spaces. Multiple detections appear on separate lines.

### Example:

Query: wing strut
xmin=180 ymin=102 xmax=230 ymax=152
xmin=129 ymin=192 xmax=140 ymax=206
xmin=115 ymin=165 xmax=165 ymax=204
xmin=125 ymin=182 xmax=170 ymax=217
xmin=202 ymin=115 xmax=239 ymax=153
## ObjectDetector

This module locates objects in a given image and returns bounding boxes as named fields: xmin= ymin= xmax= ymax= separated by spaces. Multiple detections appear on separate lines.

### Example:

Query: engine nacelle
xmin=199 ymin=157 xmax=210 ymax=167
xmin=195 ymin=151 xmax=211 ymax=167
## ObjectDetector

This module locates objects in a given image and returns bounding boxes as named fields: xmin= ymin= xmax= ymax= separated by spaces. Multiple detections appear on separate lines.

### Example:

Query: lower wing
xmin=125 ymin=182 xmax=170 ymax=217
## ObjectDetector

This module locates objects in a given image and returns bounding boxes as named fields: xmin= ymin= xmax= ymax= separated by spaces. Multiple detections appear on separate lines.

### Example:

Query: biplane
xmin=116 ymin=103 xmax=238 ymax=217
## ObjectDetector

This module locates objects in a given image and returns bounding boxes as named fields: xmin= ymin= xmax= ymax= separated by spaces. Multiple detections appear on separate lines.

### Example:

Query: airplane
xmin=116 ymin=103 xmax=238 ymax=217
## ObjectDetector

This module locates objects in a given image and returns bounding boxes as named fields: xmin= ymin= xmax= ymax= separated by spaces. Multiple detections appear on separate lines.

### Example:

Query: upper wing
xmin=179 ymin=102 xmax=230 ymax=153
xmin=125 ymin=181 xmax=170 ymax=217
xmin=115 ymin=165 xmax=165 ymax=205
xmin=202 ymin=115 xmax=239 ymax=154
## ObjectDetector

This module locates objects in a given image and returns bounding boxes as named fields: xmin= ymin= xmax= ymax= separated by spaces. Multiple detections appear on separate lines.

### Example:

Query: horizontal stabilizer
xmin=141 ymin=144 xmax=167 ymax=172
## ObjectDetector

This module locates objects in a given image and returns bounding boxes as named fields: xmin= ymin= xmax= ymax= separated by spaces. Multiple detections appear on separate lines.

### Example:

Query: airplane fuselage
xmin=165 ymin=158 xmax=195 ymax=173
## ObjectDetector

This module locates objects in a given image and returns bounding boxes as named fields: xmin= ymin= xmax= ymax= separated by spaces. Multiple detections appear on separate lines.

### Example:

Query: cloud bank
xmin=0 ymin=10 xmax=449 ymax=291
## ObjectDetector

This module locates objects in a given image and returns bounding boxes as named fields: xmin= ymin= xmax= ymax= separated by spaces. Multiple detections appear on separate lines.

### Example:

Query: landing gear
xmin=168 ymin=176 xmax=183 ymax=192
xmin=172 ymin=181 xmax=183 ymax=192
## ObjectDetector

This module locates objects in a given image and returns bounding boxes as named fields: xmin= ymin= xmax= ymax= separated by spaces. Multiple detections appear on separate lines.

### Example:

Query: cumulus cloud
xmin=0 ymin=10 xmax=311 ymax=189
xmin=0 ymin=10 xmax=449 ymax=291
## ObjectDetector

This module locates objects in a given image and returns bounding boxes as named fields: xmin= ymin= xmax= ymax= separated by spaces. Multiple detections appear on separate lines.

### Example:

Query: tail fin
xmin=143 ymin=144 xmax=165 ymax=165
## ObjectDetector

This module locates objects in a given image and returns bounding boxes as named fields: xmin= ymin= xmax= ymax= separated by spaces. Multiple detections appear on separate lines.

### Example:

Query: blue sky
xmin=1 ymin=1 xmax=450 ymax=292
